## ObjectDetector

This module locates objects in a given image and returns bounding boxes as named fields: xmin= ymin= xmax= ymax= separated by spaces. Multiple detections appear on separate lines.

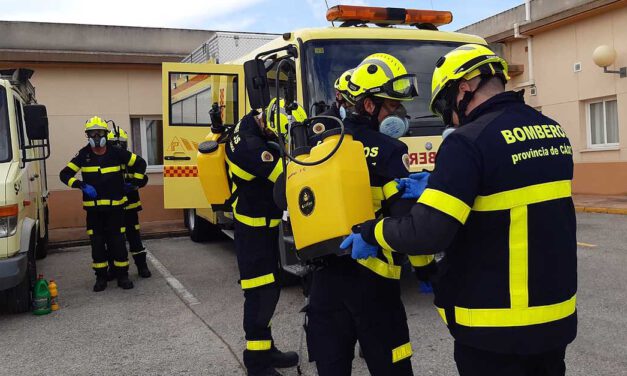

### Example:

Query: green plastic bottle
xmin=32 ymin=274 xmax=51 ymax=315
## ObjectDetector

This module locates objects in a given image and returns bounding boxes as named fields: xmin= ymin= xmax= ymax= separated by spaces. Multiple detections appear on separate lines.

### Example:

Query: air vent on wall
xmin=574 ymin=62 xmax=582 ymax=72
xmin=530 ymin=86 xmax=537 ymax=96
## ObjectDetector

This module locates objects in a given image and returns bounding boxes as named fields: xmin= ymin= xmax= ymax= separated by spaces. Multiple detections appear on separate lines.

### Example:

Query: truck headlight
xmin=0 ymin=204 xmax=18 ymax=238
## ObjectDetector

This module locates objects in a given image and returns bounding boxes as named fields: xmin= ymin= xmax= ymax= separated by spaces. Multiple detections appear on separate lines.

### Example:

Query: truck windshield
xmin=303 ymin=39 xmax=464 ymax=131
xmin=0 ymin=86 xmax=10 ymax=163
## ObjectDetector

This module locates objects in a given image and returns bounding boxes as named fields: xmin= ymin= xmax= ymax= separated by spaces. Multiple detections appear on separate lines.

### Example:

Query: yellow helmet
xmin=430 ymin=44 xmax=510 ymax=117
xmin=346 ymin=53 xmax=418 ymax=102
xmin=84 ymin=116 xmax=109 ymax=133
xmin=265 ymin=98 xmax=307 ymax=136
xmin=334 ymin=69 xmax=355 ymax=104
xmin=107 ymin=128 xmax=128 ymax=141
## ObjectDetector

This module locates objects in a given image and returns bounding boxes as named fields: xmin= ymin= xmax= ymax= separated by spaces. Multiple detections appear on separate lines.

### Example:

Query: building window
xmin=588 ymin=98 xmax=619 ymax=147
xmin=131 ymin=116 xmax=163 ymax=171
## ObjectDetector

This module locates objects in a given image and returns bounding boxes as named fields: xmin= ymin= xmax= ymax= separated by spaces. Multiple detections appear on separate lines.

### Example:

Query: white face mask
xmin=442 ymin=127 xmax=456 ymax=140
xmin=339 ymin=105 xmax=347 ymax=120
xmin=379 ymin=115 xmax=409 ymax=139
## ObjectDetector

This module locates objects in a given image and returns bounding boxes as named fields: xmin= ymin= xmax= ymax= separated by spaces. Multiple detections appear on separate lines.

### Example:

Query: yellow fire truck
xmin=162 ymin=5 xmax=487 ymax=275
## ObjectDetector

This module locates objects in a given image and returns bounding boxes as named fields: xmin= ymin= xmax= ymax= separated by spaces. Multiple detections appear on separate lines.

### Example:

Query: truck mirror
xmin=244 ymin=59 xmax=270 ymax=109
xmin=23 ymin=104 xmax=49 ymax=140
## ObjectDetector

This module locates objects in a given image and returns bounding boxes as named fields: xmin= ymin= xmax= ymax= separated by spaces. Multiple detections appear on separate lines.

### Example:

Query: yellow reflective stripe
xmin=84 ymin=198 xmax=128 ymax=207
xmin=67 ymin=177 xmax=78 ymax=188
xmin=247 ymin=340 xmax=272 ymax=351
xmin=120 ymin=227 xmax=126 ymax=233
xmin=114 ymin=260 xmax=130 ymax=267
xmin=100 ymin=166 xmax=121 ymax=174
xmin=83 ymin=201 xmax=95 ymax=207
xmin=226 ymin=156 xmax=255 ymax=181
xmin=509 ymin=206 xmax=529 ymax=308
xmin=267 ymin=161 xmax=283 ymax=183
xmin=408 ymin=255 xmax=435 ymax=267
xmin=92 ymin=262 xmax=108 ymax=269
xmin=67 ymin=162 xmax=80 ymax=172
xmin=374 ymin=220 xmax=395 ymax=252
xmin=81 ymin=166 xmax=100 ymax=173
xmin=125 ymin=202 xmax=141 ymax=210
xmin=382 ymin=180 xmax=399 ymax=200
xmin=241 ymin=273 xmax=275 ymax=289
xmin=472 ymin=180 xmax=571 ymax=211
xmin=454 ymin=295 xmax=576 ymax=327
xmin=134 ymin=224 xmax=141 ymax=230
xmin=128 ymin=153 xmax=137 ymax=167
xmin=382 ymin=249 xmax=394 ymax=265
xmin=86 ymin=229 xmax=94 ymax=235
xmin=233 ymin=206 xmax=280 ymax=228
xmin=370 ymin=187 xmax=385 ymax=201
xmin=133 ymin=173 xmax=145 ymax=179
xmin=418 ymin=188 xmax=471 ymax=224
xmin=392 ymin=342 xmax=413 ymax=363
xmin=357 ymin=257 xmax=401 ymax=280
xmin=436 ymin=307 xmax=448 ymax=325
xmin=130 ymin=250 xmax=146 ymax=256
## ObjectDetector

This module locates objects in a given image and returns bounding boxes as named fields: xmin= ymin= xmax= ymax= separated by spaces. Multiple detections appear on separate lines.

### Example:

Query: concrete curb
xmin=575 ymin=206 xmax=627 ymax=215
xmin=49 ymin=229 xmax=188 ymax=250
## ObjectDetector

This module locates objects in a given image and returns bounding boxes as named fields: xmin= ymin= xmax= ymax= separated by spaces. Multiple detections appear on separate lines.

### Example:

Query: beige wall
xmin=503 ymin=5 xmax=627 ymax=194
xmin=0 ymin=62 xmax=181 ymax=228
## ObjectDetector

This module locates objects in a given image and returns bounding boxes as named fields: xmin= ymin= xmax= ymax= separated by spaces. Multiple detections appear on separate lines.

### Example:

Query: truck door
xmin=162 ymin=63 xmax=245 ymax=209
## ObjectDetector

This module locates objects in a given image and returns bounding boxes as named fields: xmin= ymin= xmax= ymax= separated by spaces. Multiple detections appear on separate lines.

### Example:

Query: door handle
xmin=164 ymin=155 xmax=191 ymax=161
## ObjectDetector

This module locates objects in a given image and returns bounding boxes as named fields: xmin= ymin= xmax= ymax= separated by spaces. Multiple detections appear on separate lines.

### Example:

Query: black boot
xmin=117 ymin=275 xmax=134 ymax=289
xmin=248 ymin=368 xmax=282 ymax=376
xmin=133 ymin=252 xmax=152 ymax=278
xmin=93 ymin=277 xmax=108 ymax=292
xmin=106 ymin=268 xmax=116 ymax=282
xmin=269 ymin=346 xmax=298 ymax=369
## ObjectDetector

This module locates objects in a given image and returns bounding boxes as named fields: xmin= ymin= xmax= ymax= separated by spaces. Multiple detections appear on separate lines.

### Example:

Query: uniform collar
xmin=465 ymin=90 xmax=525 ymax=123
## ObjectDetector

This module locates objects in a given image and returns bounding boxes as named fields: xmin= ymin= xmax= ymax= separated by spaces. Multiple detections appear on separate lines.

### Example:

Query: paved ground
xmin=1 ymin=212 xmax=626 ymax=376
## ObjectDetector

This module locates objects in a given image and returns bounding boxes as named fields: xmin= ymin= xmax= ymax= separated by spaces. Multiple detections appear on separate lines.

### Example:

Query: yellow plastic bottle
xmin=197 ymin=132 xmax=231 ymax=205
xmin=48 ymin=280 xmax=59 ymax=311
xmin=286 ymin=129 xmax=374 ymax=260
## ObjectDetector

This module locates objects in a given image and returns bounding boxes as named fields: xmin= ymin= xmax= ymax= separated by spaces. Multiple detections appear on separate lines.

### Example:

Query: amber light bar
xmin=326 ymin=5 xmax=453 ymax=27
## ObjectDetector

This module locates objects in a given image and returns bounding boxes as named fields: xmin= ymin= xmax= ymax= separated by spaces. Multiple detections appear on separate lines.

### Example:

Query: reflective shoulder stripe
xmin=92 ymin=262 xmax=108 ymax=269
xmin=374 ymin=220 xmax=395 ymax=252
xmin=392 ymin=342 xmax=413 ymax=363
xmin=472 ymin=180 xmax=572 ymax=212
xmin=128 ymin=153 xmax=138 ymax=167
xmin=454 ymin=295 xmax=577 ymax=327
xmin=67 ymin=162 xmax=80 ymax=172
xmin=114 ymin=260 xmax=130 ymax=267
xmin=67 ymin=177 xmax=78 ymax=188
xmin=382 ymin=180 xmax=400 ymax=200
xmin=267 ymin=161 xmax=283 ymax=183
xmin=408 ymin=255 xmax=435 ymax=268
xmin=81 ymin=166 xmax=100 ymax=173
xmin=418 ymin=188 xmax=471 ymax=224
xmin=240 ymin=273 xmax=275 ymax=289
xmin=100 ymin=166 xmax=122 ymax=174
xmin=356 ymin=257 xmax=401 ymax=279
xmin=247 ymin=340 xmax=272 ymax=351
xmin=225 ymin=156 xmax=255 ymax=181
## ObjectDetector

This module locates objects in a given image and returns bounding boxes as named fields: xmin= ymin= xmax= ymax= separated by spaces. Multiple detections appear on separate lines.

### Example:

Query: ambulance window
xmin=267 ymin=59 xmax=296 ymax=104
xmin=168 ymin=72 xmax=239 ymax=127
xmin=0 ymin=86 xmax=10 ymax=162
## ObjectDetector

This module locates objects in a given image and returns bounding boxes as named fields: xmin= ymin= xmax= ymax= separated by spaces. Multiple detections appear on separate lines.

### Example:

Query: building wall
xmin=0 ymin=62 xmax=181 ymax=229
xmin=503 ymin=5 xmax=627 ymax=194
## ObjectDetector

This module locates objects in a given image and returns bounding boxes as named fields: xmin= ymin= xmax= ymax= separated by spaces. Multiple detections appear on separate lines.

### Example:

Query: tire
xmin=36 ymin=207 xmax=49 ymax=260
xmin=183 ymin=209 xmax=190 ymax=229
xmin=187 ymin=209 xmax=222 ymax=243
xmin=2 ymin=231 xmax=37 ymax=314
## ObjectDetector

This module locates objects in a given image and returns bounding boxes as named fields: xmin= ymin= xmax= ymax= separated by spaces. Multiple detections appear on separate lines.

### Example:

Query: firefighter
xmin=323 ymin=68 xmax=355 ymax=120
xmin=305 ymin=53 xmax=436 ymax=376
xmin=350 ymin=44 xmax=577 ymax=376
xmin=225 ymin=100 xmax=307 ymax=376
xmin=106 ymin=129 xmax=152 ymax=279
xmin=60 ymin=116 xmax=147 ymax=292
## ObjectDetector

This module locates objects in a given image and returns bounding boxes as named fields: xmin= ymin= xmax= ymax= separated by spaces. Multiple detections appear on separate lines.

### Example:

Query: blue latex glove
xmin=340 ymin=232 xmax=378 ymax=260
xmin=395 ymin=172 xmax=430 ymax=199
xmin=419 ymin=281 xmax=433 ymax=294
xmin=81 ymin=183 xmax=98 ymax=199
xmin=124 ymin=182 xmax=137 ymax=193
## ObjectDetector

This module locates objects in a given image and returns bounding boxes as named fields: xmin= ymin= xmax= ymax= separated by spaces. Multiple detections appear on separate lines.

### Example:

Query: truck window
xmin=169 ymin=72 xmax=239 ymax=127
xmin=303 ymin=40 xmax=463 ymax=129
xmin=0 ymin=86 xmax=10 ymax=162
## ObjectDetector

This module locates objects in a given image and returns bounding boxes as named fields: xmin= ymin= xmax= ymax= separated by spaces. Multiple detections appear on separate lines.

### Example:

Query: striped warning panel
xmin=164 ymin=165 xmax=198 ymax=177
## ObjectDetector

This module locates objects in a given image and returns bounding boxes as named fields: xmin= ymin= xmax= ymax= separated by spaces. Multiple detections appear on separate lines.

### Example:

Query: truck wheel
xmin=187 ymin=209 xmax=212 ymax=243
xmin=36 ymin=208 xmax=49 ymax=260
xmin=183 ymin=209 xmax=190 ymax=229
xmin=2 ymin=232 xmax=37 ymax=314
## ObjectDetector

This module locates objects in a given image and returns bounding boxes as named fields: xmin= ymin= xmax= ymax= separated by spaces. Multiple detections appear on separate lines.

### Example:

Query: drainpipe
xmin=514 ymin=0 xmax=535 ymax=88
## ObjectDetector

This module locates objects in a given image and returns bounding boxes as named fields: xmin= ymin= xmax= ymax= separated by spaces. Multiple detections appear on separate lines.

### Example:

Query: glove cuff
xmin=359 ymin=219 xmax=379 ymax=246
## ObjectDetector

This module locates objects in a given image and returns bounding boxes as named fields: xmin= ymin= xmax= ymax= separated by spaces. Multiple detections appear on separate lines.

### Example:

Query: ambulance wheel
xmin=187 ymin=209 xmax=212 ymax=243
